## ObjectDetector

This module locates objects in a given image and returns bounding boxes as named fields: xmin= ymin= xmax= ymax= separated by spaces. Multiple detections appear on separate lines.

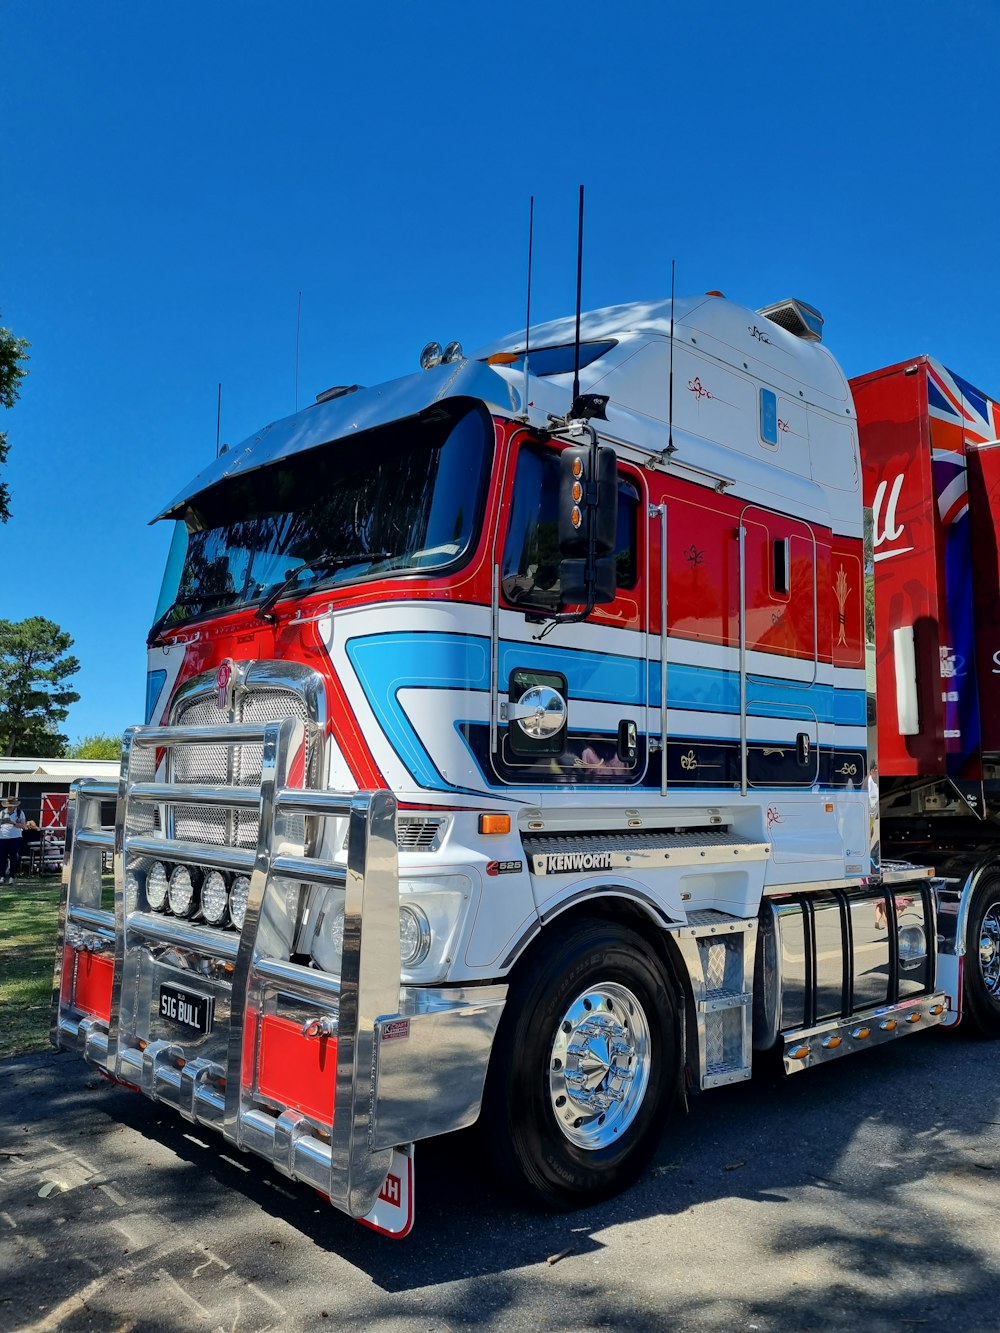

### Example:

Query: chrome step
xmin=670 ymin=914 xmax=757 ymax=1090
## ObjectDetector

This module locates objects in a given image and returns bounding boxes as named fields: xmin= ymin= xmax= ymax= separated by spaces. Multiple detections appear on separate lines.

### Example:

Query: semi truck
xmin=52 ymin=291 xmax=1000 ymax=1236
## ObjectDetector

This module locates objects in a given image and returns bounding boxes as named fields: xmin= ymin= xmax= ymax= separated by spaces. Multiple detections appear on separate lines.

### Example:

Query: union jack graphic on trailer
xmin=853 ymin=356 xmax=1000 ymax=780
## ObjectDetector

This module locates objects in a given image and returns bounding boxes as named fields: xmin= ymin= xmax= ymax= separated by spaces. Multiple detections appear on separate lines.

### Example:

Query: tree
xmin=0 ymin=317 xmax=30 ymax=523
xmin=0 ymin=617 xmax=80 ymax=757
xmin=65 ymin=733 xmax=121 ymax=761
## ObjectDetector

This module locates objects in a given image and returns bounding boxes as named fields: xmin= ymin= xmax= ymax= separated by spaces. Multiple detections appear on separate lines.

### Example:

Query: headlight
xmin=146 ymin=861 xmax=169 ymax=911
xmin=201 ymin=870 xmax=229 ymax=925
xmin=309 ymin=892 xmax=345 ymax=974
xmin=168 ymin=865 xmax=198 ymax=917
xmin=398 ymin=874 xmax=474 ymax=983
xmin=399 ymin=905 xmax=431 ymax=967
xmin=229 ymin=874 xmax=251 ymax=930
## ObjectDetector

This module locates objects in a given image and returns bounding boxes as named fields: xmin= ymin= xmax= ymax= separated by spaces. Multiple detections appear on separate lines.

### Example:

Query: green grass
xmin=0 ymin=871 xmax=115 ymax=1059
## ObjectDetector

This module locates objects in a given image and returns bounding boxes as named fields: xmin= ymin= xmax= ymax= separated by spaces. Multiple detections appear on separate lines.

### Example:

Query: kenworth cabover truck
xmin=52 ymin=294 xmax=1000 ymax=1236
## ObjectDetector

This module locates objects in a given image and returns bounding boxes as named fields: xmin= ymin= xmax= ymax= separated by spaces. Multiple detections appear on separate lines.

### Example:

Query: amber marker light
xmin=822 ymin=1036 xmax=842 ymax=1049
xmin=788 ymin=1045 xmax=810 ymax=1060
xmin=907 ymin=1013 xmax=921 ymax=1024
xmin=487 ymin=352 xmax=520 ymax=365
xmin=852 ymin=1026 xmax=871 ymax=1040
xmin=480 ymin=814 xmax=511 ymax=835
xmin=880 ymin=1019 xmax=897 ymax=1031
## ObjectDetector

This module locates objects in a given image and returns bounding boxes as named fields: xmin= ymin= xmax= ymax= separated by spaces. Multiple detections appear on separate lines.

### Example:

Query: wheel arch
xmin=936 ymin=854 xmax=1000 ymax=1035
xmin=499 ymin=884 xmax=698 ymax=1091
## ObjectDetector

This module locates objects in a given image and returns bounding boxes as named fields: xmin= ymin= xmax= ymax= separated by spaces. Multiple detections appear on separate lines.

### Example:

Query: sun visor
xmin=152 ymin=358 xmax=523 ymax=523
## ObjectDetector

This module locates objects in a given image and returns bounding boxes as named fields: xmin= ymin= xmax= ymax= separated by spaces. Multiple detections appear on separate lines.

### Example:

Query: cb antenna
xmin=215 ymin=383 xmax=222 ymax=458
xmin=523 ymin=195 xmax=534 ymax=414
xmin=666 ymin=258 xmax=678 ymax=456
xmin=295 ymin=290 xmax=302 ymax=412
xmin=572 ymin=183 xmax=585 ymax=408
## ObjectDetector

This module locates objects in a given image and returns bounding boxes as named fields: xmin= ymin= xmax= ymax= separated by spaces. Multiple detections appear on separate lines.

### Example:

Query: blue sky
xmin=3 ymin=1 xmax=999 ymax=743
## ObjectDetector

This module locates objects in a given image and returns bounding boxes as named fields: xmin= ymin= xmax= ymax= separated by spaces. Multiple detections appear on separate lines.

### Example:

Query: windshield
xmin=151 ymin=401 xmax=492 ymax=637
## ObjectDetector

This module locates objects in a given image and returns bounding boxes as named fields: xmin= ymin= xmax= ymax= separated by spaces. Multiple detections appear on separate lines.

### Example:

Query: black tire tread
xmin=481 ymin=916 xmax=679 ymax=1209
xmin=963 ymin=872 xmax=1000 ymax=1038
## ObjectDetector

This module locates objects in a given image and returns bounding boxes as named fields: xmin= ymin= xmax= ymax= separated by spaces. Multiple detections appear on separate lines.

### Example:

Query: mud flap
xmin=358 ymin=1144 xmax=415 ymax=1238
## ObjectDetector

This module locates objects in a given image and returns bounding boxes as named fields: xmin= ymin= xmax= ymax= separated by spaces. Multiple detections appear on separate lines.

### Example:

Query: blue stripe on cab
xmin=346 ymin=630 xmax=868 ymax=790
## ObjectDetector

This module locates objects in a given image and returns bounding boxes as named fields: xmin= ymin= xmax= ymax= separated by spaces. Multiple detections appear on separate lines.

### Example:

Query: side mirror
xmin=557 ymin=443 xmax=618 ymax=606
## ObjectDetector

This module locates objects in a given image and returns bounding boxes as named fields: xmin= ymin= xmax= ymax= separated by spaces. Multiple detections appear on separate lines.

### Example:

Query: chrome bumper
xmin=52 ymin=721 xmax=506 ymax=1224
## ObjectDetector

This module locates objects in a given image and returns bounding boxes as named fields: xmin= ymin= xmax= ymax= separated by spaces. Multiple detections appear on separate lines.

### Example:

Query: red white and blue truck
xmin=52 ymin=293 xmax=1000 ymax=1235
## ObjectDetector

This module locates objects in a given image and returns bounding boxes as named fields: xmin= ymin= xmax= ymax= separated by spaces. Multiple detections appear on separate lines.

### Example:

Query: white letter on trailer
xmin=894 ymin=626 xmax=920 ymax=735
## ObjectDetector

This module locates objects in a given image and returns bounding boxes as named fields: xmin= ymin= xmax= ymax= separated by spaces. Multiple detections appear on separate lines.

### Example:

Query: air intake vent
xmin=343 ymin=815 xmax=449 ymax=853
xmin=758 ymin=298 xmax=824 ymax=343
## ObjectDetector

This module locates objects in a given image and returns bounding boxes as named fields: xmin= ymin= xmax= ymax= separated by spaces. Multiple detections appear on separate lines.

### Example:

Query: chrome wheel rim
xmin=549 ymin=981 xmax=651 ymax=1150
xmin=980 ymin=903 xmax=1000 ymax=997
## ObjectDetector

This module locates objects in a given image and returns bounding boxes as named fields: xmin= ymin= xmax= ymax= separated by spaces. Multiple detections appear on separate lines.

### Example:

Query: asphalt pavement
xmin=1 ymin=1029 xmax=999 ymax=1332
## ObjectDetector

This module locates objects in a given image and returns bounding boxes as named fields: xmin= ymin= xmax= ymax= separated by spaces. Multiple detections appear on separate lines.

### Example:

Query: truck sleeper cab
xmin=53 ymin=295 xmax=998 ymax=1234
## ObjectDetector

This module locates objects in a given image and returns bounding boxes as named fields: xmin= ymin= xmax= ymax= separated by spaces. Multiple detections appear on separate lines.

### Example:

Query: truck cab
xmin=53 ymin=294 xmax=969 ymax=1234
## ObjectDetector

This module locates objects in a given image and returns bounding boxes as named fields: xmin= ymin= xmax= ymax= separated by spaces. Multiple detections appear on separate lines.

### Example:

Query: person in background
xmin=0 ymin=796 xmax=26 ymax=883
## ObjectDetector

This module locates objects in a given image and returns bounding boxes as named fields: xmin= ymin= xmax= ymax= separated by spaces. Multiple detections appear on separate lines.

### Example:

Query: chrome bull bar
xmin=52 ymin=718 xmax=406 ymax=1221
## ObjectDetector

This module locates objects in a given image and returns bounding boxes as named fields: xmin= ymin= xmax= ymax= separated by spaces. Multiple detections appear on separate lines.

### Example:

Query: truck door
xmin=490 ymin=436 xmax=649 ymax=787
xmin=739 ymin=505 xmax=821 ymax=791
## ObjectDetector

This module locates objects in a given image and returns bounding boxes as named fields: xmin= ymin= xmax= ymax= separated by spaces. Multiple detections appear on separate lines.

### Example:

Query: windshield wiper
xmin=254 ymin=551 xmax=391 ymax=623
xmin=147 ymin=590 xmax=237 ymax=643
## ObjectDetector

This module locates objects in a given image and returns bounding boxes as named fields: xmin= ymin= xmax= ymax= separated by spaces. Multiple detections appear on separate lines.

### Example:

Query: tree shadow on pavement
xmin=1 ymin=1031 xmax=999 ymax=1331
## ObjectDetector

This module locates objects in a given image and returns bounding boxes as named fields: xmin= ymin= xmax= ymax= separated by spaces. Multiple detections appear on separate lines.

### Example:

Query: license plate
xmin=159 ymin=982 xmax=214 ymax=1035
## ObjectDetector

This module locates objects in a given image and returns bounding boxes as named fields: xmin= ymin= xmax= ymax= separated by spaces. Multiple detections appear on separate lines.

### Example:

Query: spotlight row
xmin=130 ymin=861 xmax=251 ymax=929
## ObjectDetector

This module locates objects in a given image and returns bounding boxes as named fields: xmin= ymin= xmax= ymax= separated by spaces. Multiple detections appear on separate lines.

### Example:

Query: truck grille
xmin=170 ymin=687 xmax=311 ymax=849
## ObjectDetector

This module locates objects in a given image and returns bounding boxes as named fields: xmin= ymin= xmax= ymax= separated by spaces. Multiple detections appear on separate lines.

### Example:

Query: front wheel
xmin=964 ymin=873 xmax=1000 ymax=1037
xmin=482 ymin=918 xmax=679 ymax=1208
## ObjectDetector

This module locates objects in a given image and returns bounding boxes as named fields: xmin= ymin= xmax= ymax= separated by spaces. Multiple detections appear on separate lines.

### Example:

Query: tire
xmin=482 ymin=918 xmax=679 ymax=1209
xmin=963 ymin=873 xmax=1000 ymax=1037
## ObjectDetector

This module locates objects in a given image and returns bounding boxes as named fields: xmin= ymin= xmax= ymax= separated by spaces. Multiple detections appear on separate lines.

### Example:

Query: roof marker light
xmin=487 ymin=352 xmax=519 ymax=366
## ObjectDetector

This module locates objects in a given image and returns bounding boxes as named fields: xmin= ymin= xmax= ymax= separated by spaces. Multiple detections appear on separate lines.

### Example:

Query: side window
xmin=501 ymin=444 xmax=638 ymax=611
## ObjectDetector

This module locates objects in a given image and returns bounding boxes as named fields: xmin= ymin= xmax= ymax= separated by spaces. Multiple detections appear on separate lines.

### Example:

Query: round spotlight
xmin=168 ymin=864 xmax=198 ymax=918
xmin=419 ymin=341 xmax=443 ymax=370
xmin=399 ymin=904 xmax=431 ymax=968
xmin=442 ymin=340 xmax=464 ymax=364
xmin=229 ymin=874 xmax=251 ymax=930
xmin=146 ymin=861 xmax=169 ymax=912
xmin=201 ymin=870 xmax=229 ymax=925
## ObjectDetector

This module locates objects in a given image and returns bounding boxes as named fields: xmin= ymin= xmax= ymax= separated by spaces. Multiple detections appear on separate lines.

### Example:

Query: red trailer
xmin=854 ymin=357 xmax=1000 ymax=1031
